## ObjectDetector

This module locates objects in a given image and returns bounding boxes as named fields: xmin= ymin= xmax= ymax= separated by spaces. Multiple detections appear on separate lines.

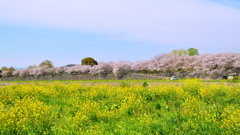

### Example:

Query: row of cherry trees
xmin=1 ymin=53 xmax=240 ymax=77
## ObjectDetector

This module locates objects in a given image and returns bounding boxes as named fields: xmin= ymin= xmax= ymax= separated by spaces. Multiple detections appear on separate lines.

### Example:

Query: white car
xmin=171 ymin=76 xmax=178 ymax=80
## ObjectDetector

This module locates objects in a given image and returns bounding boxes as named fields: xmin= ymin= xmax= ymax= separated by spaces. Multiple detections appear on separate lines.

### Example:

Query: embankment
xmin=0 ymin=72 xmax=228 ymax=81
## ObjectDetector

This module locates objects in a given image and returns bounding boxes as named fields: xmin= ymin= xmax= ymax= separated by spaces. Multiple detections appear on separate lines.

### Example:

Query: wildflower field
xmin=0 ymin=79 xmax=240 ymax=134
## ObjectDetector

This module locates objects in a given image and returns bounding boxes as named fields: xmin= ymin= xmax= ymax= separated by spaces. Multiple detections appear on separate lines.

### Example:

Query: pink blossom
xmin=1 ymin=71 xmax=8 ymax=77
xmin=113 ymin=61 xmax=133 ymax=74
xmin=80 ymin=65 xmax=91 ymax=73
xmin=90 ymin=62 xmax=113 ymax=74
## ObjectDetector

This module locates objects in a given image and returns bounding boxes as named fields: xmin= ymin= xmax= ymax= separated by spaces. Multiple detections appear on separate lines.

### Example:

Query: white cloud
xmin=0 ymin=0 xmax=240 ymax=51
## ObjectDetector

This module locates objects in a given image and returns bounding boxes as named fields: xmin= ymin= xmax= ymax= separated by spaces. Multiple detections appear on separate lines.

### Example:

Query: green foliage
xmin=28 ymin=65 xmax=37 ymax=69
xmin=187 ymin=67 xmax=195 ymax=72
xmin=81 ymin=57 xmax=98 ymax=66
xmin=178 ymin=68 xmax=186 ymax=73
xmin=7 ymin=67 xmax=15 ymax=77
xmin=187 ymin=48 xmax=199 ymax=56
xmin=169 ymin=48 xmax=199 ymax=56
xmin=155 ymin=103 xmax=161 ymax=110
xmin=167 ymin=69 xmax=172 ymax=73
xmin=1 ymin=66 xmax=8 ymax=71
xmin=136 ymin=70 xmax=161 ymax=74
xmin=2 ymin=78 xmax=240 ymax=84
xmin=137 ymin=70 xmax=149 ymax=74
xmin=39 ymin=60 xmax=53 ymax=68
xmin=119 ymin=80 xmax=130 ymax=88
xmin=169 ymin=49 xmax=188 ymax=56
xmin=142 ymin=82 xmax=148 ymax=87
xmin=3 ymin=66 xmax=15 ymax=77
xmin=126 ymin=77 xmax=131 ymax=81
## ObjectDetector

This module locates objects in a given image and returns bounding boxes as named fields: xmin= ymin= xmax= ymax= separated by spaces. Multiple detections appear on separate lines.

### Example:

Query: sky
xmin=0 ymin=0 xmax=240 ymax=68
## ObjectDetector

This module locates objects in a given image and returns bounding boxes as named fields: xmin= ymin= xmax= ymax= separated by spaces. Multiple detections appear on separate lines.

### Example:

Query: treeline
xmin=1 ymin=50 xmax=240 ymax=78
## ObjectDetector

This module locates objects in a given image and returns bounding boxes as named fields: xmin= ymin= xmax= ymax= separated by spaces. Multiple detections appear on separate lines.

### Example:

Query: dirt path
xmin=1 ymin=82 xmax=239 ymax=87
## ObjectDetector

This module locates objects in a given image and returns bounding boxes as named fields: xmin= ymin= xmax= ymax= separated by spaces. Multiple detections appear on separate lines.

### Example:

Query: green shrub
xmin=142 ymin=82 xmax=148 ymax=87
xmin=120 ymin=81 xmax=130 ymax=88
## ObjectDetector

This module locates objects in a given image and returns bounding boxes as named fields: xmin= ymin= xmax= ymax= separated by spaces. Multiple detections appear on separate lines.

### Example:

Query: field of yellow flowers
xmin=0 ymin=79 xmax=240 ymax=134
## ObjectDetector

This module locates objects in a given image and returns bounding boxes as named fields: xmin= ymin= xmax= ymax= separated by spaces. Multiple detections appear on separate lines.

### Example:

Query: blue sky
xmin=0 ymin=0 xmax=240 ymax=68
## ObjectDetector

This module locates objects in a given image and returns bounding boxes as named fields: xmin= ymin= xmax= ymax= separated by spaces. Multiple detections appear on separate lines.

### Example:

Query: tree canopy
xmin=6 ymin=67 xmax=15 ymax=77
xmin=169 ymin=49 xmax=188 ymax=56
xmin=28 ymin=65 xmax=37 ymax=69
xmin=1 ymin=66 xmax=8 ymax=71
xmin=1 ymin=53 xmax=240 ymax=77
xmin=187 ymin=48 xmax=199 ymax=56
xmin=81 ymin=57 xmax=98 ymax=67
xmin=39 ymin=60 xmax=53 ymax=68
xmin=169 ymin=48 xmax=199 ymax=56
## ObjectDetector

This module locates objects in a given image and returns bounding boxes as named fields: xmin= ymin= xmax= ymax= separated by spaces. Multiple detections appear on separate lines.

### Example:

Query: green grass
xmin=1 ymin=78 xmax=239 ymax=84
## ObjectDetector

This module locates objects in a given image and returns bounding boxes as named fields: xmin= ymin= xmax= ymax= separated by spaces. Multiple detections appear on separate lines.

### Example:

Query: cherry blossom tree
xmin=132 ymin=60 xmax=150 ymax=71
xmin=32 ymin=66 xmax=48 ymax=76
xmin=3 ymin=52 xmax=240 ymax=77
xmin=54 ymin=67 xmax=64 ymax=75
xmin=12 ymin=69 xmax=21 ymax=76
xmin=63 ymin=66 xmax=75 ymax=74
xmin=80 ymin=65 xmax=91 ymax=73
xmin=45 ymin=68 xmax=55 ymax=75
xmin=1 ymin=70 xmax=8 ymax=77
xmin=113 ymin=61 xmax=133 ymax=74
xmin=90 ymin=62 xmax=113 ymax=74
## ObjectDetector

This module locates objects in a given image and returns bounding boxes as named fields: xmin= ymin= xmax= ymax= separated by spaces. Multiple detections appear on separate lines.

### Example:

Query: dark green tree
xmin=81 ymin=57 xmax=98 ymax=67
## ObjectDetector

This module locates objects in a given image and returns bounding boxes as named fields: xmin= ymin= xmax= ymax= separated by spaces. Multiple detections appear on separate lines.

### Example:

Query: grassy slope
xmin=1 ymin=78 xmax=239 ymax=84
